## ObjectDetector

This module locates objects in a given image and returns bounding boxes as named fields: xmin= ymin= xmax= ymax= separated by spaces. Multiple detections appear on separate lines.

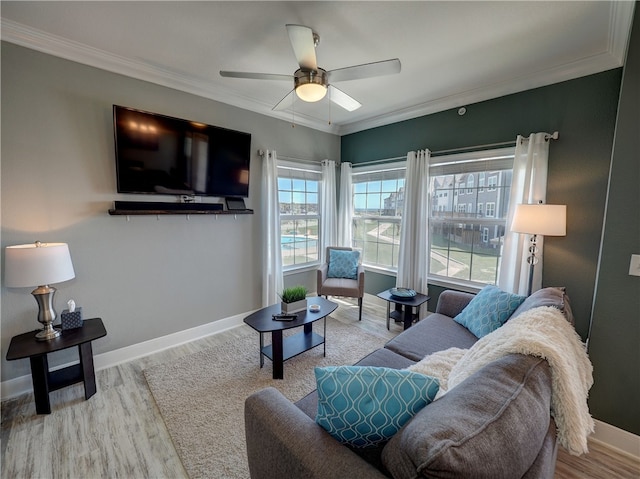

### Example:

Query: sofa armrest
xmin=435 ymin=290 xmax=476 ymax=317
xmin=245 ymin=387 xmax=387 ymax=479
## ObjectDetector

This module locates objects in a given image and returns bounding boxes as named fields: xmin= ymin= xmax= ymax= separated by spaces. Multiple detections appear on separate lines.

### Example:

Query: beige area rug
xmin=143 ymin=316 xmax=390 ymax=479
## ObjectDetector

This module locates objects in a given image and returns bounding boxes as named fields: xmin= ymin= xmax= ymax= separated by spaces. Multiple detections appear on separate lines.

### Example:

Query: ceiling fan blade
xmin=272 ymin=89 xmax=295 ymax=111
xmin=328 ymin=58 xmax=401 ymax=83
xmin=220 ymin=71 xmax=293 ymax=81
xmin=286 ymin=24 xmax=318 ymax=71
xmin=329 ymin=85 xmax=361 ymax=112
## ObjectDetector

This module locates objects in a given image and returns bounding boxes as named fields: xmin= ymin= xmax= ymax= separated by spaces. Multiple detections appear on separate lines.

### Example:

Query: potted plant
xmin=279 ymin=285 xmax=308 ymax=314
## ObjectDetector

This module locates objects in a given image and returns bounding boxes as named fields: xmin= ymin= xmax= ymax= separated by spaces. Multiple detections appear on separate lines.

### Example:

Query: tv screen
xmin=113 ymin=105 xmax=251 ymax=197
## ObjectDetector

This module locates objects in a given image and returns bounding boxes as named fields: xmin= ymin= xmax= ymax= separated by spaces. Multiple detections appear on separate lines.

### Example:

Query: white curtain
xmin=262 ymin=150 xmax=284 ymax=306
xmin=337 ymin=162 xmax=353 ymax=247
xmin=396 ymin=150 xmax=430 ymax=299
xmin=498 ymin=133 xmax=550 ymax=295
xmin=320 ymin=160 xmax=338 ymax=263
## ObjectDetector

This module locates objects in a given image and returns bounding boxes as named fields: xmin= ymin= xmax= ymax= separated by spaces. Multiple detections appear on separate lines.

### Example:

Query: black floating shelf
xmin=108 ymin=209 xmax=253 ymax=216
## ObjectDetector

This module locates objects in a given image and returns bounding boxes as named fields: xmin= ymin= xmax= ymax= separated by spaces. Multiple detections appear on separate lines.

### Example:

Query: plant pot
xmin=281 ymin=299 xmax=308 ymax=314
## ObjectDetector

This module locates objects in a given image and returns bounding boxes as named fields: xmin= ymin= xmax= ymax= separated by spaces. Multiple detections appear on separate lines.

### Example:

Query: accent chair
xmin=317 ymin=246 xmax=365 ymax=321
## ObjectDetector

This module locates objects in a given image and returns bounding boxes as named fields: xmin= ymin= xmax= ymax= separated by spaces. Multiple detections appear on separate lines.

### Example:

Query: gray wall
xmin=1 ymin=43 xmax=340 ymax=382
xmin=588 ymin=5 xmax=640 ymax=436
xmin=341 ymin=67 xmax=637 ymax=433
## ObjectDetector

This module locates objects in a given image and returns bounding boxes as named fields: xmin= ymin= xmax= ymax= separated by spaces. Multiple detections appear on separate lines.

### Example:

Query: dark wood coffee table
xmin=243 ymin=296 xmax=338 ymax=379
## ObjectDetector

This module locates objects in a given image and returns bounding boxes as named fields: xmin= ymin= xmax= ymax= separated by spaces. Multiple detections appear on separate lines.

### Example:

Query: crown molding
xmin=337 ymin=49 xmax=625 ymax=136
xmin=2 ymin=0 xmax=633 ymax=137
xmin=0 ymin=18 xmax=338 ymax=134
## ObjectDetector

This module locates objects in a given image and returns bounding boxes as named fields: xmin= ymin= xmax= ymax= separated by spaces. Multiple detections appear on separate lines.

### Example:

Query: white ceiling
xmin=1 ymin=1 xmax=634 ymax=135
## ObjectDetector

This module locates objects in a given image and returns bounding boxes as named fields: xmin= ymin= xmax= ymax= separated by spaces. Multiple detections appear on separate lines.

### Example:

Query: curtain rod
xmin=352 ymin=131 xmax=559 ymax=167
xmin=257 ymin=149 xmax=332 ymax=165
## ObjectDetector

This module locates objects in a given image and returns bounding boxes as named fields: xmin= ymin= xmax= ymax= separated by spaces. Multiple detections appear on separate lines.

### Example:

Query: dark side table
xmin=377 ymin=290 xmax=430 ymax=331
xmin=6 ymin=318 xmax=107 ymax=414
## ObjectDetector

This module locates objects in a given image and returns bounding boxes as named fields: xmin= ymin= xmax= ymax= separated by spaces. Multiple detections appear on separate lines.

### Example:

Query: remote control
xmin=272 ymin=313 xmax=297 ymax=321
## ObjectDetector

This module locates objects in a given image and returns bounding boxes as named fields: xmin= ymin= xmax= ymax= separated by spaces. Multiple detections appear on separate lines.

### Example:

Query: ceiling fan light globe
xmin=296 ymin=83 xmax=327 ymax=102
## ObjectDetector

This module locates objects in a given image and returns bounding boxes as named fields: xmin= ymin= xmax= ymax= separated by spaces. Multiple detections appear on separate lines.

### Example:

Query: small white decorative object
xmin=68 ymin=299 xmax=76 ymax=313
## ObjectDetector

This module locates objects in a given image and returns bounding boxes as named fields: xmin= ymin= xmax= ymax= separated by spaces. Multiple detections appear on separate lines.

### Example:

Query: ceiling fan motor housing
xmin=294 ymin=68 xmax=328 ymax=102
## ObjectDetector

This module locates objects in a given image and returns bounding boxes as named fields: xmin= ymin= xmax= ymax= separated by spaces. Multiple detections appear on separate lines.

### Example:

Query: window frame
xmin=428 ymin=147 xmax=515 ymax=289
xmin=277 ymin=160 xmax=322 ymax=272
xmin=351 ymin=161 xmax=406 ymax=273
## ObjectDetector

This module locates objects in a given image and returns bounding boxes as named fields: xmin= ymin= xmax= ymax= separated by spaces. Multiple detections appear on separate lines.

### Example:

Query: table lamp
xmin=511 ymin=203 xmax=566 ymax=296
xmin=4 ymin=242 xmax=76 ymax=341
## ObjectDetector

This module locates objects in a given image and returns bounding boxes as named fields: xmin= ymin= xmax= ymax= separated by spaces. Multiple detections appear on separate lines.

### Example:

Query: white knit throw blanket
xmin=408 ymin=306 xmax=594 ymax=455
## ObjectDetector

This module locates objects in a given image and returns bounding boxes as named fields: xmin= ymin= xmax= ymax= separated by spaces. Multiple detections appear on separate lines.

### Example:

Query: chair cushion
xmin=327 ymin=249 xmax=360 ymax=279
xmin=315 ymin=366 xmax=439 ymax=448
xmin=453 ymin=285 xmax=525 ymax=338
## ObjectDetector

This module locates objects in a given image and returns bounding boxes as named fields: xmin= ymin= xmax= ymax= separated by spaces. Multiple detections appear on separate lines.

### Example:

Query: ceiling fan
xmin=220 ymin=24 xmax=401 ymax=112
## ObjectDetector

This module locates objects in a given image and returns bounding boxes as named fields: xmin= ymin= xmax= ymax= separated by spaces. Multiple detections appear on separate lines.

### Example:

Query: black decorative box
xmin=61 ymin=307 xmax=83 ymax=330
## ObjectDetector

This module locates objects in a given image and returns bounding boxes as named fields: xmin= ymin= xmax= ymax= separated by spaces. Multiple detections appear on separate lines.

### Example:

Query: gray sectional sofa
xmin=245 ymin=287 xmax=574 ymax=479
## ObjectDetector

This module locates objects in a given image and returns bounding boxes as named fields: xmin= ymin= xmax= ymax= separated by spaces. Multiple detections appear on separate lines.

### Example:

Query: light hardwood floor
xmin=2 ymin=294 xmax=638 ymax=478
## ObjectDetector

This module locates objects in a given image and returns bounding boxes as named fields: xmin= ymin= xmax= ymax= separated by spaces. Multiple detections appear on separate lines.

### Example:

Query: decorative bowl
xmin=390 ymin=287 xmax=417 ymax=299
xmin=309 ymin=304 xmax=321 ymax=313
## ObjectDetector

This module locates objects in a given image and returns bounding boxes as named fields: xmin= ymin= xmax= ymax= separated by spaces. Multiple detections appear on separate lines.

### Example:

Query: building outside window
xmin=347 ymin=148 xmax=514 ymax=287
xmin=351 ymin=164 xmax=405 ymax=271
xmin=277 ymin=163 xmax=321 ymax=269
xmin=429 ymin=147 xmax=514 ymax=286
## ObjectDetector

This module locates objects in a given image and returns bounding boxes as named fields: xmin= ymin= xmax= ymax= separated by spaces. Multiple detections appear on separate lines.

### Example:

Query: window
xmin=485 ymin=202 xmax=496 ymax=218
xmin=278 ymin=163 xmax=321 ymax=269
xmin=351 ymin=164 xmax=405 ymax=271
xmin=429 ymin=147 xmax=514 ymax=287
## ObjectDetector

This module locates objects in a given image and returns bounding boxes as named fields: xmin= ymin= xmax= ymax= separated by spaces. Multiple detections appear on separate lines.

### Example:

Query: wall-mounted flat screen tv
xmin=113 ymin=105 xmax=251 ymax=198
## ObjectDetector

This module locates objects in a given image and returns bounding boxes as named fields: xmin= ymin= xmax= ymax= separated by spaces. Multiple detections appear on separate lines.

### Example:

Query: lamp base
xmin=31 ymin=285 xmax=61 ymax=342
xmin=35 ymin=325 xmax=62 ymax=341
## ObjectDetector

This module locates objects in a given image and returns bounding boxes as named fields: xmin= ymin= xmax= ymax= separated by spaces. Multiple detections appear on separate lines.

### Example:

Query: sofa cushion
xmin=511 ymin=286 xmax=575 ymax=325
xmin=453 ymin=285 xmax=525 ymax=337
xmin=315 ymin=366 xmax=439 ymax=448
xmin=385 ymin=313 xmax=479 ymax=362
xmin=381 ymin=354 xmax=552 ymax=479
xmin=327 ymin=249 xmax=360 ymax=279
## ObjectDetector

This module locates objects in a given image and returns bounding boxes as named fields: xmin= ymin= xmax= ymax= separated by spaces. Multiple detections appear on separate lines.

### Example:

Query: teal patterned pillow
xmin=315 ymin=366 xmax=439 ymax=448
xmin=327 ymin=249 xmax=360 ymax=279
xmin=453 ymin=285 xmax=526 ymax=338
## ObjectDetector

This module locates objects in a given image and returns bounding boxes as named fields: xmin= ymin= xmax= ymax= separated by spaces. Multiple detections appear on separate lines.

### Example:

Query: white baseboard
xmin=1 ymin=311 xmax=249 ymax=401
xmin=591 ymin=419 xmax=640 ymax=459
xmin=2 ymin=314 xmax=639 ymax=461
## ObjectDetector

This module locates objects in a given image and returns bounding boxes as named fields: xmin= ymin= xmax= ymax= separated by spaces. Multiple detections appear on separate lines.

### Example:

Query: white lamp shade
xmin=4 ymin=242 xmax=75 ymax=288
xmin=511 ymin=204 xmax=567 ymax=236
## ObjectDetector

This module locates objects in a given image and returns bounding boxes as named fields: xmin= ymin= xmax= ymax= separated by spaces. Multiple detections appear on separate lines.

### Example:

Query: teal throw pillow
xmin=315 ymin=366 xmax=439 ymax=448
xmin=453 ymin=285 xmax=526 ymax=338
xmin=327 ymin=249 xmax=360 ymax=279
